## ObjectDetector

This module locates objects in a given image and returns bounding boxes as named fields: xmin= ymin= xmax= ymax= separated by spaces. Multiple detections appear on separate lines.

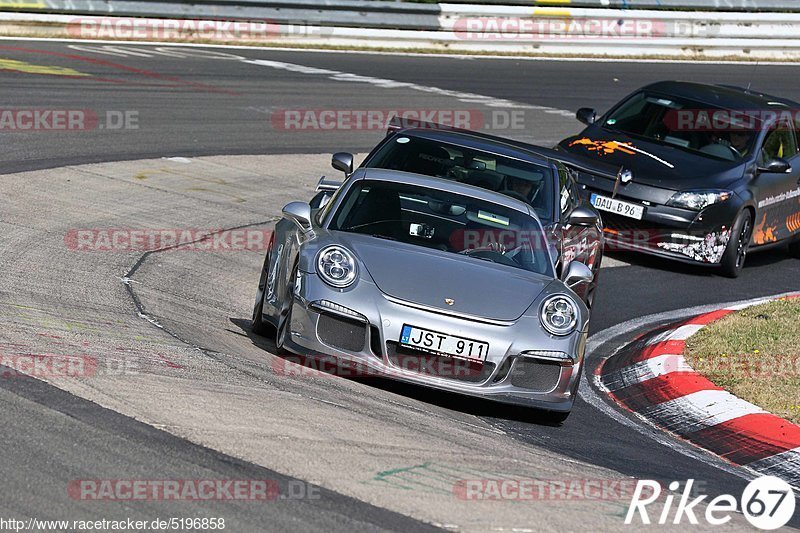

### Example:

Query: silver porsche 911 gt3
xmin=251 ymin=167 xmax=594 ymax=422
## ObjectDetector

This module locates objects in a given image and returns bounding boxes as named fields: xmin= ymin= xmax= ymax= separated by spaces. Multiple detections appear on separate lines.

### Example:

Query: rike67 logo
xmin=626 ymin=476 xmax=795 ymax=530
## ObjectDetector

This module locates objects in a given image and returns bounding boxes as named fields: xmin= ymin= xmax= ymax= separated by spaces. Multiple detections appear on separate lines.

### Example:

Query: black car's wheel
xmin=275 ymin=263 xmax=298 ymax=355
xmin=789 ymin=236 xmax=800 ymax=258
xmin=719 ymin=210 xmax=753 ymax=278
xmin=251 ymin=249 xmax=274 ymax=336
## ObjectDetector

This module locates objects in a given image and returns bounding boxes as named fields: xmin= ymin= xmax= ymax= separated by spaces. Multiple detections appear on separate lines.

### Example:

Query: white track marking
xmin=644 ymin=324 xmax=704 ymax=345
xmin=641 ymin=389 xmax=766 ymax=434
xmin=603 ymin=353 xmax=691 ymax=392
xmin=243 ymin=58 xmax=574 ymax=117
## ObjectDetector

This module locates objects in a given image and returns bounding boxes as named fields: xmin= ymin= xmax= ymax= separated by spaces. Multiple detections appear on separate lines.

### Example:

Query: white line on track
xmin=4 ymin=36 xmax=800 ymax=66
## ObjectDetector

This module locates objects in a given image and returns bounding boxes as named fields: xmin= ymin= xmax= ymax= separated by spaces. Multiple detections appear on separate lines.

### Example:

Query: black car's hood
xmin=338 ymin=233 xmax=549 ymax=322
xmin=560 ymin=128 xmax=745 ymax=190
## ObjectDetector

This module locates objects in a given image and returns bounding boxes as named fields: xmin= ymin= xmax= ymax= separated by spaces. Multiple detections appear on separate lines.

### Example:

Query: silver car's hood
xmin=338 ymin=233 xmax=550 ymax=322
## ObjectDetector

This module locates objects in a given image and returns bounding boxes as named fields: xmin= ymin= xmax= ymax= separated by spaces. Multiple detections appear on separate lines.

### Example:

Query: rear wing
xmin=385 ymin=115 xmax=630 ymax=182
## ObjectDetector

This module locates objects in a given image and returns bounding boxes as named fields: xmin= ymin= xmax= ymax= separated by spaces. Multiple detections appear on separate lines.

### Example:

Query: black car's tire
xmin=789 ymin=236 xmax=800 ymax=258
xmin=251 ymin=250 xmax=274 ymax=336
xmin=719 ymin=210 xmax=753 ymax=278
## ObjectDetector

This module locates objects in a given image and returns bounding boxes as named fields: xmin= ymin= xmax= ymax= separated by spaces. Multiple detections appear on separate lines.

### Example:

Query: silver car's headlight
xmin=540 ymin=295 xmax=578 ymax=336
xmin=666 ymin=190 xmax=732 ymax=211
xmin=317 ymin=245 xmax=358 ymax=288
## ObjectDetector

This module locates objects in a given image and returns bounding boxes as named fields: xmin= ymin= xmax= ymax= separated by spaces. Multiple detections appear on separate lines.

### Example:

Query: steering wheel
xmin=460 ymin=248 xmax=519 ymax=268
xmin=727 ymin=144 xmax=743 ymax=158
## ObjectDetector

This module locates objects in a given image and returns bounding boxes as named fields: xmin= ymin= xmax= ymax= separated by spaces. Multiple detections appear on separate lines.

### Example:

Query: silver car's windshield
xmin=328 ymin=179 xmax=553 ymax=277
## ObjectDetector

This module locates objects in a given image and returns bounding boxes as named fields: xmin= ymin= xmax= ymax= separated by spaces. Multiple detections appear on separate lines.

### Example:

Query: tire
xmin=719 ymin=210 xmax=753 ymax=278
xmin=275 ymin=264 xmax=298 ymax=355
xmin=541 ymin=410 xmax=570 ymax=425
xmin=789 ymin=236 xmax=800 ymax=258
xmin=251 ymin=249 xmax=274 ymax=336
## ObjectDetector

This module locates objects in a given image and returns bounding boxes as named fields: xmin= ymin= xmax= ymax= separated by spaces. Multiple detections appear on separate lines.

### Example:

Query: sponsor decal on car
xmin=754 ymin=214 xmax=779 ymax=245
xmin=568 ymin=137 xmax=675 ymax=169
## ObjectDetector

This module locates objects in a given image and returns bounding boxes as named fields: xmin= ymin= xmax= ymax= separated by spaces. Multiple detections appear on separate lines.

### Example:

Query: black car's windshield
xmin=329 ymin=179 xmax=553 ymax=277
xmin=603 ymin=91 xmax=760 ymax=161
xmin=364 ymin=134 xmax=555 ymax=223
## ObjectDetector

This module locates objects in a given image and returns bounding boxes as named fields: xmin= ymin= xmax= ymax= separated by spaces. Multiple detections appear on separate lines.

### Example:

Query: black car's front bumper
xmin=575 ymin=173 xmax=739 ymax=265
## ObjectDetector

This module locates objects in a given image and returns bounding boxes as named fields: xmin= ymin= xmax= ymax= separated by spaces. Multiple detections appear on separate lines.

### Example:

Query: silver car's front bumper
xmin=280 ymin=273 xmax=586 ymax=412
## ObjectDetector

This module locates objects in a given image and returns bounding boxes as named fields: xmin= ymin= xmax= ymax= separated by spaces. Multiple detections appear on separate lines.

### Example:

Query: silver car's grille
xmin=317 ymin=314 xmax=366 ymax=353
xmin=385 ymin=342 xmax=494 ymax=383
xmin=508 ymin=358 xmax=562 ymax=392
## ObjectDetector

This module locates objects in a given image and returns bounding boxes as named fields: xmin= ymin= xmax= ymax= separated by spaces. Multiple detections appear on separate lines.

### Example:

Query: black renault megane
xmin=559 ymin=81 xmax=800 ymax=277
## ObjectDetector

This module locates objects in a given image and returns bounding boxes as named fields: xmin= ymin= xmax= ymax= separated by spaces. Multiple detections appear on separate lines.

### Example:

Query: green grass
xmin=685 ymin=298 xmax=800 ymax=423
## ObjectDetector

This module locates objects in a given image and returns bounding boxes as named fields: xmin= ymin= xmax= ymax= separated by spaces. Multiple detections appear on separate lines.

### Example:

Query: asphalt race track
xmin=1 ymin=39 xmax=799 ymax=530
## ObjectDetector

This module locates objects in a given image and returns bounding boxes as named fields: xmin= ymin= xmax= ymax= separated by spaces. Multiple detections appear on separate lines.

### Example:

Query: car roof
xmin=639 ymin=81 xmax=800 ymax=113
xmin=351 ymin=167 xmax=537 ymax=217
xmin=392 ymin=127 xmax=557 ymax=167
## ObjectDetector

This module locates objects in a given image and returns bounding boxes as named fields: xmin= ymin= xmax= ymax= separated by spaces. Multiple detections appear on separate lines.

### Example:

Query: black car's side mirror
xmin=332 ymin=152 xmax=354 ymax=176
xmin=567 ymin=206 xmax=599 ymax=227
xmin=576 ymin=108 xmax=597 ymax=126
xmin=282 ymin=201 xmax=313 ymax=233
xmin=757 ymin=157 xmax=792 ymax=174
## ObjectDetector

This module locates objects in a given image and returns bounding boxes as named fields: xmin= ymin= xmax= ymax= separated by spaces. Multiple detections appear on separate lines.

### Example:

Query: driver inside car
xmin=501 ymin=176 xmax=535 ymax=203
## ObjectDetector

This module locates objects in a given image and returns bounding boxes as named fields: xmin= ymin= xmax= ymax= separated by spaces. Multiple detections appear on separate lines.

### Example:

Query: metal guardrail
xmin=8 ymin=0 xmax=443 ymax=30
xmin=437 ymin=0 xmax=800 ymax=11
xmin=2 ymin=1 xmax=800 ymax=59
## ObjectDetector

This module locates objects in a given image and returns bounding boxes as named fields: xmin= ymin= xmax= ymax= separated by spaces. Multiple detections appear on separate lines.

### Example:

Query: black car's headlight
xmin=666 ymin=190 xmax=732 ymax=211
xmin=317 ymin=245 xmax=358 ymax=288
xmin=540 ymin=295 xmax=579 ymax=336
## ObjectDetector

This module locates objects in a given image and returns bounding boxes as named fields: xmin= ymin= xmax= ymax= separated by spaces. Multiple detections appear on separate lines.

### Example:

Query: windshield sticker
xmin=568 ymin=137 xmax=675 ymax=169
xmin=396 ymin=137 xmax=410 ymax=144
xmin=606 ymin=119 xmax=617 ymax=125
xmin=477 ymin=210 xmax=510 ymax=226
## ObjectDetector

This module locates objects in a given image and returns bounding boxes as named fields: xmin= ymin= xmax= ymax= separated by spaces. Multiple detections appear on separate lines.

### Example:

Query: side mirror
xmin=563 ymin=261 xmax=594 ymax=289
xmin=567 ymin=206 xmax=599 ymax=227
xmin=282 ymin=201 xmax=313 ymax=233
xmin=757 ymin=158 xmax=791 ymax=174
xmin=576 ymin=107 xmax=597 ymax=126
xmin=332 ymin=152 xmax=354 ymax=176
